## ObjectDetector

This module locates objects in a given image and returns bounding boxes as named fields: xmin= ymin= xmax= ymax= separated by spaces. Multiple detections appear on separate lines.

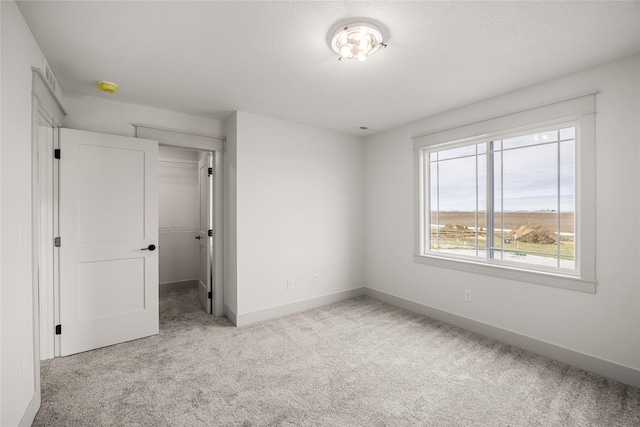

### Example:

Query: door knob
xmin=141 ymin=244 xmax=156 ymax=251
xmin=195 ymin=236 xmax=201 ymax=240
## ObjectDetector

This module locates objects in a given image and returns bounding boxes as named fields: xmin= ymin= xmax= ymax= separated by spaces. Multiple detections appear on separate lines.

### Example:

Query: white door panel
xmin=77 ymin=258 xmax=145 ymax=321
xmin=77 ymin=144 xmax=146 ymax=241
xmin=59 ymin=128 xmax=158 ymax=356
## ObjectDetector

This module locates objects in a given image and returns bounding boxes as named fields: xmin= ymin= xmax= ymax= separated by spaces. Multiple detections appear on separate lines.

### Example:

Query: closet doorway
xmin=135 ymin=124 xmax=225 ymax=318
xmin=158 ymin=147 xmax=213 ymax=313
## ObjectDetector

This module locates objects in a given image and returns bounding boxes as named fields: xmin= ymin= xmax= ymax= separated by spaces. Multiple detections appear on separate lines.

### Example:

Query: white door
xmin=58 ymin=128 xmax=159 ymax=356
xmin=197 ymin=154 xmax=213 ymax=313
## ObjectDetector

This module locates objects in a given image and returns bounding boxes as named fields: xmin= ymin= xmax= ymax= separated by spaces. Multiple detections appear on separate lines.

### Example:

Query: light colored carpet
xmin=34 ymin=287 xmax=640 ymax=426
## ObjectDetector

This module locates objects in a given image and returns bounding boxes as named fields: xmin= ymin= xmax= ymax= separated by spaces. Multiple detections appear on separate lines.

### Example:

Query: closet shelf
xmin=159 ymin=226 xmax=199 ymax=234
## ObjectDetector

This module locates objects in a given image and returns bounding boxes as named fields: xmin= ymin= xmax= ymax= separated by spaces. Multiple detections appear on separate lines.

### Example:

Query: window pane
xmin=438 ymin=156 xmax=477 ymax=212
xmin=437 ymin=144 xmax=478 ymax=161
xmin=502 ymin=143 xmax=557 ymax=212
xmin=559 ymin=139 xmax=575 ymax=213
xmin=433 ymin=155 xmax=478 ymax=257
xmin=499 ymin=142 xmax=561 ymax=268
xmin=560 ymin=127 xmax=575 ymax=141
xmin=429 ymin=161 xmax=439 ymax=251
xmin=477 ymin=153 xmax=486 ymax=256
xmin=502 ymin=130 xmax=558 ymax=150
xmin=559 ymin=139 xmax=576 ymax=269
xmin=493 ymin=149 xmax=503 ymax=260
xmin=429 ymin=145 xmax=487 ymax=258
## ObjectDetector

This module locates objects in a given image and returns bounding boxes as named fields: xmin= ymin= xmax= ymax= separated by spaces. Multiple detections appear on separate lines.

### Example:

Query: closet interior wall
xmin=158 ymin=146 xmax=200 ymax=289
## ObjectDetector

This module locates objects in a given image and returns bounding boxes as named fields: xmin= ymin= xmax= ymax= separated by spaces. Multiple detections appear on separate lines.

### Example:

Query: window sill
xmin=414 ymin=254 xmax=596 ymax=293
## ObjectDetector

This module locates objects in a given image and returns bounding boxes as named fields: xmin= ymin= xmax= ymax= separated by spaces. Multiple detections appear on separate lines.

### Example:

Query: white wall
xmin=234 ymin=112 xmax=365 ymax=320
xmin=0 ymin=1 xmax=45 ymax=425
xmin=158 ymin=147 xmax=199 ymax=285
xmin=62 ymin=93 xmax=224 ymax=139
xmin=223 ymin=113 xmax=238 ymax=320
xmin=364 ymin=55 xmax=640 ymax=372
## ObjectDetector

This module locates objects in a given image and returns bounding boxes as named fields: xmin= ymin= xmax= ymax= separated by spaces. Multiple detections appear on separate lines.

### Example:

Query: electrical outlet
xmin=464 ymin=289 xmax=472 ymax=302
xmin=287 ymin=279 xmax=293 ymax=290
xmin=313 ymin=274 xmax=320 ymax=284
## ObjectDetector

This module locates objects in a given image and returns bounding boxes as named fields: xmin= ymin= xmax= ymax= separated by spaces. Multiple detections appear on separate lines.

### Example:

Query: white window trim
xmin=413 ymin=92 xmax=597 ymax=293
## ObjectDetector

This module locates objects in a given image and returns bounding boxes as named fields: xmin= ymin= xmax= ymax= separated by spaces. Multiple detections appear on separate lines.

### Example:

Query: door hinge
xmin=208 ymin=229 xmax=213 ymax=237
xmin=208 ymin=291 xmax=212 ymax=299
xmin=54 ymin=149 xmax=61 ymax=159
xmin=54 ymin=237 xmax=61 ymax=247
xmin=208 ymin=167 xmax=213 ymax=176
xmin=55 ymin=324 xmax=62 ymax=335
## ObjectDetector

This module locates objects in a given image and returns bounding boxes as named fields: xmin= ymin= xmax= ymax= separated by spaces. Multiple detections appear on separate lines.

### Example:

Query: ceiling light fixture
xmin=97 ymin=81 xmax=118 ymax=94
xmin=330 ymin=21 xmax=387 ymax=61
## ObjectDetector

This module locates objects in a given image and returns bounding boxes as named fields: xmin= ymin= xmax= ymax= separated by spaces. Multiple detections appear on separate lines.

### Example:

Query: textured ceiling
xmin=16 ymin=1 xmax=640 ymax=136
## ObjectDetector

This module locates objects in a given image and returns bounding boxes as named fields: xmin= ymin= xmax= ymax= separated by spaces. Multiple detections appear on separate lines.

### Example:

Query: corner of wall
xmin=222 ymin=113 xmax=238 ymax=316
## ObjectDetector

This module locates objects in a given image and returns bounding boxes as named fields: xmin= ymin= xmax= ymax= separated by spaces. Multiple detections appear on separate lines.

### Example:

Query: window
xmin=413 ymin=93 xmax=596 ymax=292
xmin=427 ymin=123 xmax=575 ymax=270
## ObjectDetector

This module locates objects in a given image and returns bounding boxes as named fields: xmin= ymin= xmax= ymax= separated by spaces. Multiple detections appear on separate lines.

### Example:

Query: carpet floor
xmin=34 ymin=287 xmax=640 ymax=426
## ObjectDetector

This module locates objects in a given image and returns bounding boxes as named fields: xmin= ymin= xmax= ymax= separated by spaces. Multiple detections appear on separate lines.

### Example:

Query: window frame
xmin=413 ymin=93 xmax=597 ymax=293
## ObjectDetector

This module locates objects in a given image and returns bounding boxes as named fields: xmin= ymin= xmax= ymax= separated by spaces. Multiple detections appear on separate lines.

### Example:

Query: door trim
xmin=212 ymin=150 xmax=224 ymax=316
xmin=137 ymin=124 xmax=225 ymax=317
xmin=32 ymin=68 xmax=64 ymax=362
xmin=148 ymin=124 xmax=226 ymax=316
xmin=160 ymin=147 xmax=224 ymax=317
xmin=134 ymin=123 xmax=224 ymax=151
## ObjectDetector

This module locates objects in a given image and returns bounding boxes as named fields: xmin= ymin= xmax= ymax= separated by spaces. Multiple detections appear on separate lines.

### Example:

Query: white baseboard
xmin=235 ymin=288 xmax=367 ymax=327
xmin=364 ymin=287 xmax=640 ymax=389
xmin=18 ymin=391 xmax=40 ymax=427
xmin=159 ymin=279 xmax=198 ymax=293
xmin=224 ymin=303 xmax=237 ymax=325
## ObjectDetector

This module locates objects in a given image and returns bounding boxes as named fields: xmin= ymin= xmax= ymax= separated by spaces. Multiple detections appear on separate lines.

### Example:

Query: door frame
xmin=197 ymin=152 xmax=213 ymax=314
xmin=32 ymin=68 xmax=65 ymax=361
xmin=135 ymin=124 xmax=225 ymax=316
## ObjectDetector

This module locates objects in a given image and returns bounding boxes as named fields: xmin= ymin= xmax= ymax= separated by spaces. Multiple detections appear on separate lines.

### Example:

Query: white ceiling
xmin=17 ymin=1 xmax=640 ymax=136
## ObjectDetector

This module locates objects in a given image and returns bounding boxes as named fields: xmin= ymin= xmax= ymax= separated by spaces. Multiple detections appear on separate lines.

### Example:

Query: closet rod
xmin=159 ymin=226 xmax=199 ymax=233
xmin=158 ymin=158 xmax=198 ymax=167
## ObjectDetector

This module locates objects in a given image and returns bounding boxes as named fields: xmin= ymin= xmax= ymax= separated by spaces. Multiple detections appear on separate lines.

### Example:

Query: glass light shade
xmin=330 ymin=22 xmax=384 ymax=61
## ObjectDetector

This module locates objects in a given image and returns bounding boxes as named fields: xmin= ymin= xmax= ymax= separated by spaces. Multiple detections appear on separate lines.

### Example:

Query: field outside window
xmin=426 ymin=124 xmax=576 ymax=273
